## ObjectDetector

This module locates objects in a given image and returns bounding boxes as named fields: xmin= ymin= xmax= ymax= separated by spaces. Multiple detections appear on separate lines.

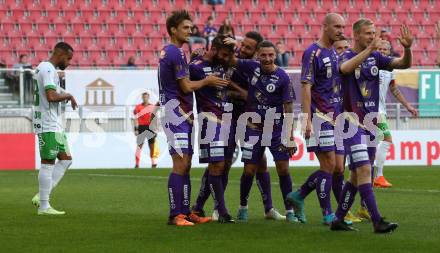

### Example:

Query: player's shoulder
xmin=37 ymin=61 xmax=55 ymax=72
xmin=276 ymin=67 xmax=290 ymax=80
xmin=340 ymin=49 xmax=355 ymax=61
xmin=303 ymin=42 xmax=319 ymax=54
xmin=160 ymin=44 xmax=181 ymax=59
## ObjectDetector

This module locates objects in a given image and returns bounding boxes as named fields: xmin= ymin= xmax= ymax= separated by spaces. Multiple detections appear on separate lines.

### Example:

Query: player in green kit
xmin=31 ymin=42 xmax=77 ymax=215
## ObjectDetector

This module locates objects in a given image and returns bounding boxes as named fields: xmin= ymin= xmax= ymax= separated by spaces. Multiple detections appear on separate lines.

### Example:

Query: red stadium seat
xmin=0 ymin=0 xmax=436 ymax=67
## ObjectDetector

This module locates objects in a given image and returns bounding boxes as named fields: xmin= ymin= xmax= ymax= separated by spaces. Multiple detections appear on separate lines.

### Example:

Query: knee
xmin=276 ymin=167 xmax=289 ymax=176
xmin=209 ymin=162 xmax=225 ymax=176
xmin=244 ymin=165 xmax=256 ymax=176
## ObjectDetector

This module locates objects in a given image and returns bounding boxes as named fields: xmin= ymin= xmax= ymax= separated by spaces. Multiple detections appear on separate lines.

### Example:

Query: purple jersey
xmin=189 ymin=58 xmax=229 ymax=118
xmin=341 ymin=49 xmax=394 ymax=123
xmin=236 ymin=59 xmax=295 ymax=117
xmin=301 ymin=42 xmax=340 ymax=116
xmin=158 ymin=44 xmax=193 ymax=115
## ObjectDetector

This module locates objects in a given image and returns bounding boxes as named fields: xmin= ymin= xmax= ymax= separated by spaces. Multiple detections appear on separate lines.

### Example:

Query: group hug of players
xmin=158 ymin=10 xmax=416 ymax=233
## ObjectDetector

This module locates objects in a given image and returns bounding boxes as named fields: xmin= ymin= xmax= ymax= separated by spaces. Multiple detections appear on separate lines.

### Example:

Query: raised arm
xmin=178 ymin=75 xmax=229 ymax=94
xmin=339 ymin=38 xmax=381 ymax=75
xmin=389 ymin=81 xmax=418 ymax=117
xmin=389 ymin=25 xmax=413 ymax=69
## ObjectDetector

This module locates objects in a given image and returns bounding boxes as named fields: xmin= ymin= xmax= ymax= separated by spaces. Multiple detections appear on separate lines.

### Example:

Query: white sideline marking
xmin=79 ymin=173 xmax=440 ymax=194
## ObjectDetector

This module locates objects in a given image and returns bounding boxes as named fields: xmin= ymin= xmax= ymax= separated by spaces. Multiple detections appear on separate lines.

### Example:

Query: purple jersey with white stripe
xmin=158 ymin=44 xmax=193 ymax=115
xmin=301 ymin=42 xmax=340 ymax=116
xmin=189 ymin=58 xmax=229 ymax=118
xmin=341 ymin=49 xmax=394 ymax=123
xmin=236 ymin=59 xmax=294 ymax=117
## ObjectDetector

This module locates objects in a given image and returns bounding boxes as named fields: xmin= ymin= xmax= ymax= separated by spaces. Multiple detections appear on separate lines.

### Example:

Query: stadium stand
xmin=0 ymin=0 xmax=439 ymax=67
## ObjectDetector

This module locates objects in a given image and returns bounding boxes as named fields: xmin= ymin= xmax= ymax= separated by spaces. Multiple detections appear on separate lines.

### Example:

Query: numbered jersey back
xmin=33 ymin=62 xmax=63 ymax=134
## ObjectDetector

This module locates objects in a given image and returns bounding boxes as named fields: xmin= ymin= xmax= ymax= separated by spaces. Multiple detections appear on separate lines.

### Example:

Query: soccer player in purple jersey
xmin=191 ymin=32 xmax=288 ymax=222
xmin=330 ymin=19 xmax=413 ymax=233
xmin=286 ymin=13 xmax=346 ymax=225
xmin=158 ymin=10 xmax=229 ymax=226
xmin=231 ymin=40 xmax=298 ymax=222
xmin=189 ymin=35 xmax=236 ymax=223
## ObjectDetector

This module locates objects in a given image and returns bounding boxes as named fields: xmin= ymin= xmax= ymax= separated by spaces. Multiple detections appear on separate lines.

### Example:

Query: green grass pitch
xmin=1 ymin=166 xmax=439 ymax=253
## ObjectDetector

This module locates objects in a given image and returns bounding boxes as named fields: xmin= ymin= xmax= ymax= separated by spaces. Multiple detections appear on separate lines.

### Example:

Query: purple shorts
xmin=306 ymin=121 xmax=337 ymax=153
xmin=163 ymin=119 xmax=194 ymax=156
xmin=198 ymin=117 xmax=230 ymax=163
xmin=241 ymin=125 xmax=290 ymax=164
xmin=344 ymin=127 xmax=376 ymax=171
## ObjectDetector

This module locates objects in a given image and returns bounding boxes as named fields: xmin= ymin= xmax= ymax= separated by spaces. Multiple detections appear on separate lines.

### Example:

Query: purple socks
xmin=332 ymin=173 xmax=344 ymax=202
xmin=278 ymin=174 xmax=293 ymax=211
xmin=316 ymin=171 xmax=333 ymax=216
xmin=168 ymin=173 xmax=184 ymax=217
xmin=182 ymin=174 xmax=191 ymax=215
xmin=298 ymin=170 xmax=320 ymax=199
xmin=358 ymin=183 xmax=382 ymax=224
xmin=193 ymin=168 xmax=210 ymax=212
xmin=256 ymin=171 xmax=273 ymax=212
xmin=208 ymin=174 xmax=228 ymax=216
xmin=240 ymin=173 xmax=254 ymax=207
xmin=335 ymin=181 xmax=357 ymax=221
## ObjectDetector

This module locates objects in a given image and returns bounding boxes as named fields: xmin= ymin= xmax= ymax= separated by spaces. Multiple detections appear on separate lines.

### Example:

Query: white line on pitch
xmin=78 ymin=173 xmax=440 ymax=194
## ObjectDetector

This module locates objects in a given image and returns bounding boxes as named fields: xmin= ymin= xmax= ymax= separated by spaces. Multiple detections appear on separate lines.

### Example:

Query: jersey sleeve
xmin=300 ymin=48 xmax=317 ymax=85
xmin=169 ymin=48 xmax=189 ymax=80
xmin=133 ymin=105 xmax=140 ymax=115
xmin=39 ymin=66 xmax=57 ymax=91
xmin=189 ymin=63 xmax=205 ymax=81
xmin=376 ymin=52 xmax=394 ymax=71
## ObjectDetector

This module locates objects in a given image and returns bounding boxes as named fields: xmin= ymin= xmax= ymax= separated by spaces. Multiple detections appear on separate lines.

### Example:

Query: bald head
xmin=324 ymin=13 xmax=345 ymax=25
xmin=322 ymin=13 xmax=346 ymax=44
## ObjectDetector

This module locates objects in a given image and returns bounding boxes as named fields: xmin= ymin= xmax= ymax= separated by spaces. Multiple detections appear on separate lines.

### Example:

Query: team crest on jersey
xmin=370 ymin=66 xmax=379 ymax=76
xmin=266 ymin=83 xmax=276 ymax=93
xmin=360 ymin=81 xmax=370 ymax=98
xmin=355 ymin=67 xmax=361 ymax=79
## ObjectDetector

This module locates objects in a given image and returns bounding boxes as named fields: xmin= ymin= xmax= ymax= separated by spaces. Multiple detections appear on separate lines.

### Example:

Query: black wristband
xmin=134 ymin=126 xmax=138 ymax=131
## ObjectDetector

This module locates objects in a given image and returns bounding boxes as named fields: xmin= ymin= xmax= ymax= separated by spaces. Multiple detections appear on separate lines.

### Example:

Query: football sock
xmin=38 ymin=164 xmax=54 ymax=210
xmin=315 ymin=170 xmax=333 ymax=216
xmin=332 ymin=173 xmax=344 ymax=202
xmin=51 ymin=160 xmax=72 ymax=190
xmin=182 ymin=174 xmax=191 ymax=215
xmin=358 ymin=183 xmax=382 ymax=224
xmin=222 ymin=168 xmax=230 ymax=192
xmin=335 ymin=181 xmax=357 ymax=221
xmin=299 ymin=170 xmax=320 ymax=199
xmin=193 ymin=168 xmax=210 ymax=212
xmin=168 ymin=173 xmax=183 ymax=217
xmin=256 ymin=171 xmax=273 ymax=213
xmin=240 ymin=173 xmax=254 ymax=207
xmin=278 ymin=174 xmax=293 ymax=211
xmin=208 ymin=174 xmax=228 ymax=216
xmin=375 ymin=141 xmax=391 ymax=177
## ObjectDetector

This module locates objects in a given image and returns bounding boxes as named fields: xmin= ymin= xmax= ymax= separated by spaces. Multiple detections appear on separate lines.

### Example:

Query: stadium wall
xmin=1 ymin=130 xmax=439 ymax=170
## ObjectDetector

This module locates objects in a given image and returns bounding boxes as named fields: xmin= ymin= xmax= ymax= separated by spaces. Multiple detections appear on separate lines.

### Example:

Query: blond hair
xmin=353 ymin=18 xmax=374 ymax=34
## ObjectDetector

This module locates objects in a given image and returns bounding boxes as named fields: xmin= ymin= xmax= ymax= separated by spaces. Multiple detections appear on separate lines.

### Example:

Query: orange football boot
xmin=188 ymin=211 xmax=212 ymax=224
xmin=374 ymin=176 xmax=392 ymax=188
xmin=168 ymin=214 xmax=195 ymax=226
